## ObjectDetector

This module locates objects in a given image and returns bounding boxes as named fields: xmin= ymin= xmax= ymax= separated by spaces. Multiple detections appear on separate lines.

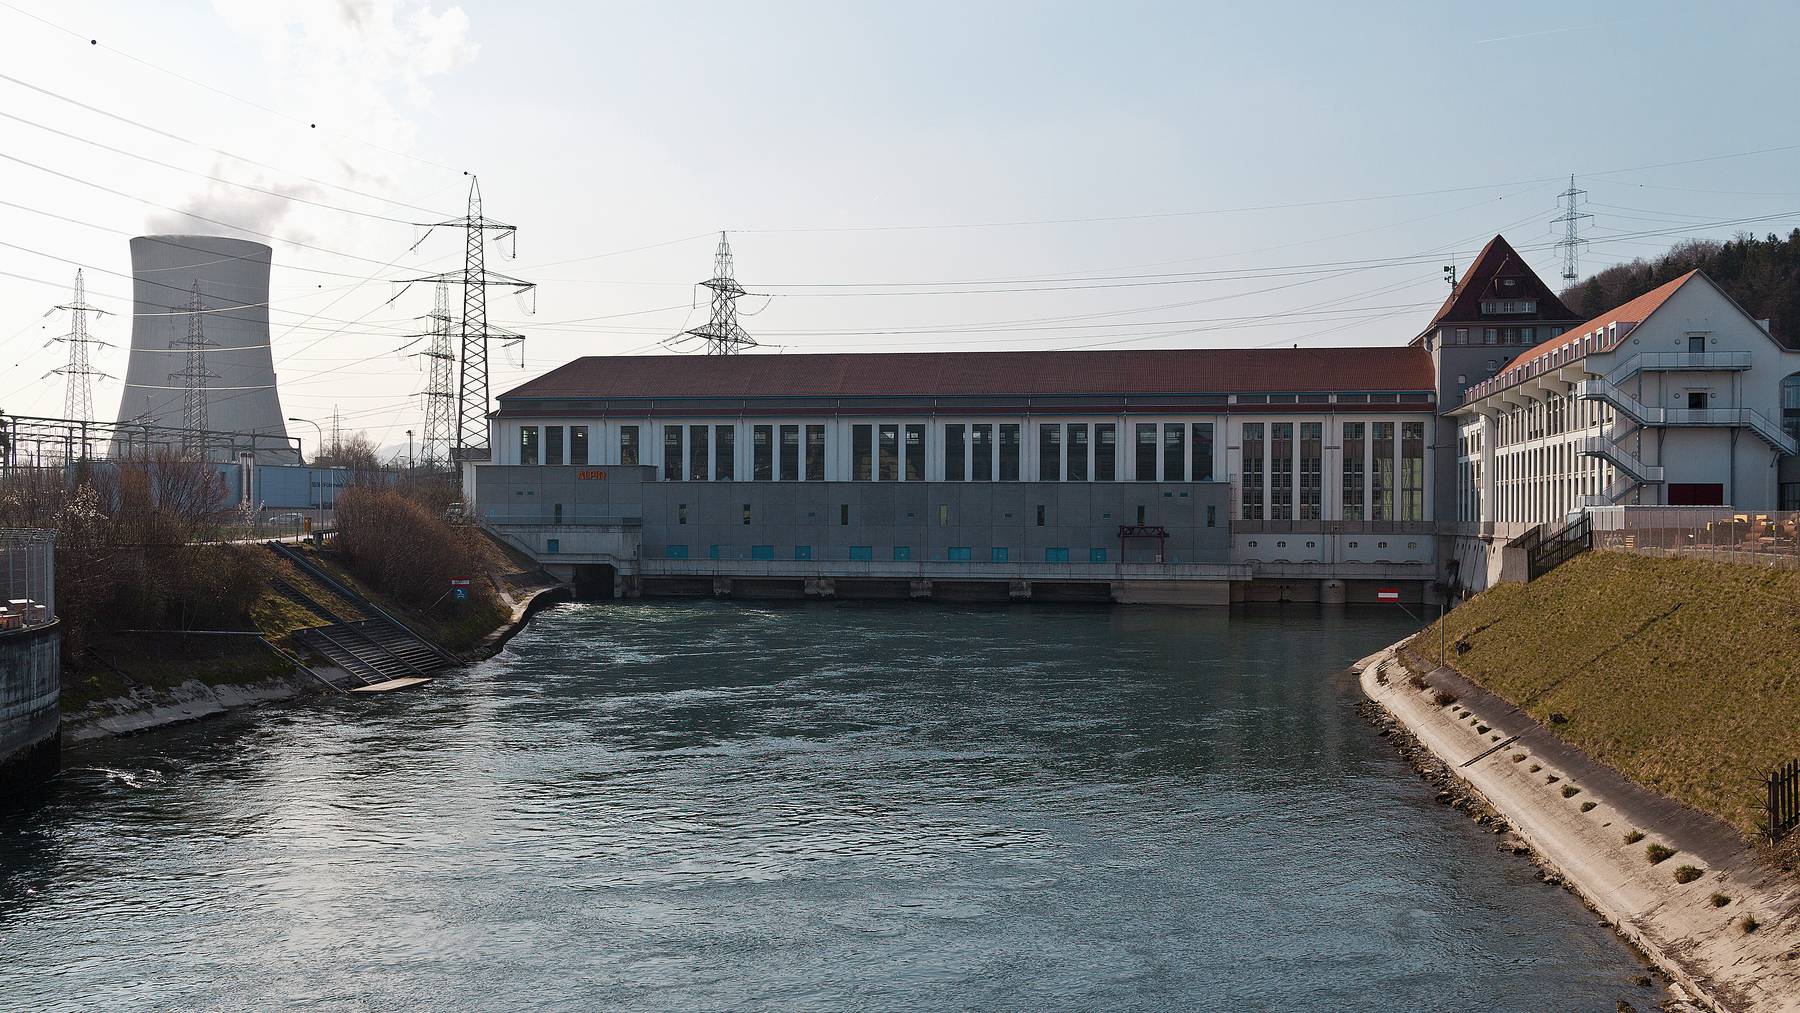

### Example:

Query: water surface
xmin=0 ymin=602 xmax=1647 ymax=1010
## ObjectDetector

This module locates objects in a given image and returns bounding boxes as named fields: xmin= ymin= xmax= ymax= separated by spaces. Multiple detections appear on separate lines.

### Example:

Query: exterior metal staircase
xmin=266 ymin=541 xmax=455 ymax=690
xmin=1576 ymin=379 xmax=1797 ymax=454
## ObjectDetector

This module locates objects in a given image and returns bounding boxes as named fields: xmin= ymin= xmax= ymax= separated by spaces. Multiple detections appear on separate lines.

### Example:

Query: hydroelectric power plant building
xmin=469 ymin=236 xmax=1800 ymax=603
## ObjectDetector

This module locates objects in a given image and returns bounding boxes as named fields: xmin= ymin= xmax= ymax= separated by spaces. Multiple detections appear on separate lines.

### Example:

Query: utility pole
xmin=48 ymin=269 xmax=111 ymax=426
xmin=413 ymin=279 xmax=456 ymax=470
xmin=400 ymin=176 xmax=535 ymax=462
xmin=684 ymin=232 xmax=757 ymax=354
xmin=169 ymin=280 xmax=216 ymax=455
xmin=1553 ymin=175 xmax=1593 ymax=281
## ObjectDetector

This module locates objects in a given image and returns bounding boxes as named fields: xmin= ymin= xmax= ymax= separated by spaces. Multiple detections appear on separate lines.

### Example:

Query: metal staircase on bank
xmin=266 ymin=541 xmax=455 ymax=691
xmin=1575 ymin=379 xmax=1797 ymax=454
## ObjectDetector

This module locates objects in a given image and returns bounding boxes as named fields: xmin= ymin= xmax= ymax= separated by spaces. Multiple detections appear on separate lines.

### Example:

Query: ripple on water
xmin=0 ymin=601 xmax=1651 ymax=1010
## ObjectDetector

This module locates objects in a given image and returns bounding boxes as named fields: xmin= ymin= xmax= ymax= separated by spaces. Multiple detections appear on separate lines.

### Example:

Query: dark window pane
xmin=853 ymin=424 xmax=872 ymax=481
xmin=779 ymin=425 xmax=799 ymax=481
xmin=545 ymin=425 xmax=563 ymax=466
xmin=663 ymin=426 xmax=682 ymax=481
xmin=1162 ymin=423 xmax=1185 ymax=482
xmin=1191 ymin=422 xmax=1212 ymax=481
xmin=1068 ymin=424 xmax=1088 ymax=481
xmin=1135 ymin=423 xmax=1157 ymax=481
xmin=903 ymin=424 xmax=925 ymax=481
xmin=753 ymin=425 xmax=772 ymax=481
xmin=944 ymin=424 xmax=966 ymax=481
xmin=1095 ymin=424 xmax=1115 ymax=481
xmin=806 ymin=425 xmax=825 ymax=481
xmin=570 ymin=425 xmax=588 ymax=466
xmin=690 ymin=425 xmax=709 ymax=482
xmin=971 ymin=424 xmax=993 ymax=482
xmin=999 ymin=423 xmax=1020 ymax=481
xmin=520 ymin=425 xmax=539 ymax=466
xmin=1038 ymin=423 xmax=1062 ymax=482
xmin=716 ymin=426 xmax=735 ymax=480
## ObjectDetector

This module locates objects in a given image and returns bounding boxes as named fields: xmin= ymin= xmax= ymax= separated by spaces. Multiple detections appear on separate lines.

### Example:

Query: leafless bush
xmin=334 ymin=486 xmax=495 ymax=611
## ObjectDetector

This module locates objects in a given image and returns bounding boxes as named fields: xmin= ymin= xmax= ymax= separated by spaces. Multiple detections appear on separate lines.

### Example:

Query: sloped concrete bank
xmin=63 ymin=671 xmax=327 ymax=743
xmin=1358 ymin=645 xmax=1800 ymax=1013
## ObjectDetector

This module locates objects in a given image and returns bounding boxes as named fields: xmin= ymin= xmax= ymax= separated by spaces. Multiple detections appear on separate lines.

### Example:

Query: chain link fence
xmin=1590 ymin=506 xmax=1800 ymax=570
xmin=0 ymin=528 xmax=55 ymax=630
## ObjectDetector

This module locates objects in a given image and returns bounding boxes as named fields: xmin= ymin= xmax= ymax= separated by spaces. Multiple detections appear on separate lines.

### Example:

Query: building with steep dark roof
xmin=465 ymin=234 xmax=1800 ymax=603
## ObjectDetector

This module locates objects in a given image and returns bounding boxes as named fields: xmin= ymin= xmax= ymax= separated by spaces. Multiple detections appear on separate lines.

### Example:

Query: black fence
xmin=1770 ymin=759 xmax=1799 ymax=844
xmin=1526 ymin=515 xmax=1593 ymax=582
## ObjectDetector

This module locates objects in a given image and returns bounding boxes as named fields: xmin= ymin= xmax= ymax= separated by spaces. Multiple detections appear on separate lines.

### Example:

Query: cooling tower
xmin=115 ymin=235 xmax=297 ymax=463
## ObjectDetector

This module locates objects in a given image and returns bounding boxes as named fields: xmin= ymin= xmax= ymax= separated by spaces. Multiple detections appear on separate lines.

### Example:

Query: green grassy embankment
xmin=299 ymin=546 xmax=512 ymax=654
xmin=1406 ymin=550 xmax=1800 ymax=840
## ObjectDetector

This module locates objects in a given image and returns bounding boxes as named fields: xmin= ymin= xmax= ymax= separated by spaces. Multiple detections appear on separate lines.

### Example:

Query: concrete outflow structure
xmin=115 ymin=235 xmax=296 ymax=462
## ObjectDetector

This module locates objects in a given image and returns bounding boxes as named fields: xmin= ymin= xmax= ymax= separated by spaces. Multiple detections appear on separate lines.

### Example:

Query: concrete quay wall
xmin=0 ymin=621 xmax=60 ymax=791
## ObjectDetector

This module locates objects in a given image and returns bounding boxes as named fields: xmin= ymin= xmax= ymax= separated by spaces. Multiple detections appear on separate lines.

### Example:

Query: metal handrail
xmin=1605 ymin=351 xmax=1752 ymax=382
xmin=1575 ymin=380 xmax=1798 ymax=454
xmin=1577 ymin=435 xmax=1666 ymax=485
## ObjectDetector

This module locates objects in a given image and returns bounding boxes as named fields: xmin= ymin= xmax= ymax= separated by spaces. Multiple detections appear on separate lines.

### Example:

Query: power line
xmin=0 ymin=2 xmax=463 ymax=175
xmin=681 ymin=233 xmax=757 ymax=354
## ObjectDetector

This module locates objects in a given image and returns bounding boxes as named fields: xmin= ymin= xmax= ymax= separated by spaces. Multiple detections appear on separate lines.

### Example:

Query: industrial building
xmin=114 ymin=235 xmax=296 ymax=463
xmin=467 ymin=234 xmax=1800 ymax=603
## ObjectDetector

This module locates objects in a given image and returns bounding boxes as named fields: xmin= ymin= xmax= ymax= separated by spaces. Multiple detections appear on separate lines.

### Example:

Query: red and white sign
xmin=1376 ymin=587 xmax=1400 ymax=602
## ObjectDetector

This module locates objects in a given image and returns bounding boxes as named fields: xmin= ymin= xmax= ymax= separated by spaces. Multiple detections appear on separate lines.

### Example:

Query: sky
xmin=3 ymin=0 xmax=1800 ymax=456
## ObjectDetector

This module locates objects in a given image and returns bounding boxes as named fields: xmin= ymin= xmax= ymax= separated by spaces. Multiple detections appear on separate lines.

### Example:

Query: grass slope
xmin=1409 ymin=551 xmax=1800 ymax=838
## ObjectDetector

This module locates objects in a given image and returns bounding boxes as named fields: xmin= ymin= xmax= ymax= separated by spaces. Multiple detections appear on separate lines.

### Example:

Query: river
xmin=0 ymin=601 xmax=1650 ymax=1010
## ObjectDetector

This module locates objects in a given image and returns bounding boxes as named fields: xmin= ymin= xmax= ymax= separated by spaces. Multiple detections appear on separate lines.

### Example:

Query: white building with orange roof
xmin=1450 ymin=269 xmax=1800 ymax=528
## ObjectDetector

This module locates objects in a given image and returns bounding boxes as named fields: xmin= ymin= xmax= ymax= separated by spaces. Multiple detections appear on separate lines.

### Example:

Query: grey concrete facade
xmin=0 ymin=622 xmax=60 ymax=791
xmin=478 ymin=464 xmax=1232 ymax=566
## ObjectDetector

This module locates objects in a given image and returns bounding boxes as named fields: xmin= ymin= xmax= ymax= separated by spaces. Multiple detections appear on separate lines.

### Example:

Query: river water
xmin=1 ymin=602 xmax=1648 ymax=1011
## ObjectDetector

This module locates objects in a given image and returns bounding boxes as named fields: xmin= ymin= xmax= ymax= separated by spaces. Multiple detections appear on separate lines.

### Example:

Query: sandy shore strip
xmin=1357 ymin=646 xmax=1800 ymax=1013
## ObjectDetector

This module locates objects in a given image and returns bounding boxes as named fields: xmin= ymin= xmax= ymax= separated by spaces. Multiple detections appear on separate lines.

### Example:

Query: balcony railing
xmin=1607 ymin=350 xmax=1752 ymax=381
xmin=1575 ymin=380 xmax=1798 ymax=454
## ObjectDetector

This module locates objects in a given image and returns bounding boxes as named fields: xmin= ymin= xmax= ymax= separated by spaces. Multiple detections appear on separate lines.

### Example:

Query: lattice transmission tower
xmin=1553 ymin=175 xmax=1593 ymax=281
xmin=169 ymin=280 xmax=217 ymax=452
xmin=400 ymin=176 xmax=535 ymax=461
xmin=47 ymin=268 xmax=111 ymax=423
xmin=412 ymin=279 xmax=457 ymax=470
xmin=684 ymin=232 xmax=757 ymax=354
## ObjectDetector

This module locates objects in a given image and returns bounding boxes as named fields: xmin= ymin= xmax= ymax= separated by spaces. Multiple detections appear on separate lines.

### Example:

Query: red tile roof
xmin=499 ymin=346 xmax=1438 ymax=402
xmin=1418 ymin=234 xmax=1578 ymax=338
xmin=1457 ymin=271 xmax=1702 ymax=407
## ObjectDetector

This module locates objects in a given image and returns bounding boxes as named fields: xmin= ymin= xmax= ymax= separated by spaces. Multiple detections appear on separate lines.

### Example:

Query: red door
xmin=1667 ymin=483 xmax=1725 ymax=506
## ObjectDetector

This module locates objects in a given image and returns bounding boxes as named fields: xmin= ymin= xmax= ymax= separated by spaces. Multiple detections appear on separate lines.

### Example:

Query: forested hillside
xmin=1560 ymin=230 xmax=1800 ymax=343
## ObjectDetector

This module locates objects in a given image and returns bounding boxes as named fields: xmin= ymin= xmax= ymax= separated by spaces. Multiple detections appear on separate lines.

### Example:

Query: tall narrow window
xmin=1095 ymin=424 xmax=1116 ymax=481
xmin=1270 ymin=422 xmax=1293 ymax=521
xmin=1241 ymin=422 xmax=1264 ymax=520
xmin=716 ymin=426 xmax=735 ymax=480
xmin=971 ymin=424 xmax=993 ymax=481
xmin=1162 ymin=424 xmax=1186 ymax=482
xmin=662 ymin=426 xmax=682 ymax=481
xmin=1069 ymin=423 xmax=1089 ymax=481
xmin=903 ymin=424 xmax=925 ymax=481
xmin=1342 ymin=422 xmax=1365 ymax=521
xmin=1400 ymin=421 xmax=1425 ymax=521
xmin=689 ymin=424 xmax=709 ymax=482
xmin=1300 ymin=422 xmax=1322 ymax=521
xmin=569 ymin=425 xmax=589 ymax=466
xmin=1191 ymin=422 xmax=1213 ymax=481
xmin=806 ymin=425 xmax=826 ymax=481
xmin=753 ymin=425 xmax=773 ymax=481
xmin=944 ymin=424 xmax=966 ymax=481
xmin=519 ymin=425 xmax=539 ymax=466
xmin=1039 ymin=424 xmax=1062 ymax=482
xmin=878 ymin=424 xmax=899 ymax=481
xmin=545 ymin=425 xmax=563 ymax=466
xmin=999 ymin=423 xmax=1020 ymax=481
xmin=1372 ymin=422 xmax=1395 ymax=521
xmin=779 ymin=425 xmax=799 ymax=481
xmin=853 ymin=424 xmax=873 ymax=481
xmin=619 ymin=425 xmax=639 ymax=466
xmin=1135 ymin=423 xmax=1158 ymax=481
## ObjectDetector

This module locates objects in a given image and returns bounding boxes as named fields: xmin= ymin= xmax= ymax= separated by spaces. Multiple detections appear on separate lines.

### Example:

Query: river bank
xmin=1358 ymin=644 xmax=1800 ymax=1012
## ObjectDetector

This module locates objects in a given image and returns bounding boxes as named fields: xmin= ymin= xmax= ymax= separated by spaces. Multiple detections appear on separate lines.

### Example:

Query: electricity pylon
xmin=684 ymin=232 xmax=757 ymax=354
xmin=399 ymin=176 xmax=535 ymax=461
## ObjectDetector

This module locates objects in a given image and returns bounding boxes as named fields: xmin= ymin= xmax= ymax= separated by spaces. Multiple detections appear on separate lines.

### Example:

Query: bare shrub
xmin=334 ymin=486 xmax=496 ymax=612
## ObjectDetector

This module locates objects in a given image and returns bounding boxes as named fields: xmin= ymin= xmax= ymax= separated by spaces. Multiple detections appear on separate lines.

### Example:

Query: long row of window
xmin=661 ymin=544 xmax=1134 ymax=563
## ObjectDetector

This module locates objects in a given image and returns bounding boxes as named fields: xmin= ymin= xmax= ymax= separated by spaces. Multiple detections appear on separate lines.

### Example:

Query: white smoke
xmin=145 ymin=165 xmax=323 ymax=241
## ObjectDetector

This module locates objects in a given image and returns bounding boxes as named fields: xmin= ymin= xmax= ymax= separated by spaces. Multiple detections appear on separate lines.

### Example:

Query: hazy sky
xmin=4 ymin=0 xmax=1800 ymax=452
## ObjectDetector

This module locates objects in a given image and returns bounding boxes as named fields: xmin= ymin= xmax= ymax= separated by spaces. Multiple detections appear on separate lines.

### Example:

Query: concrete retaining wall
xmin=0 ymin=621 xmax=60 ymax=791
